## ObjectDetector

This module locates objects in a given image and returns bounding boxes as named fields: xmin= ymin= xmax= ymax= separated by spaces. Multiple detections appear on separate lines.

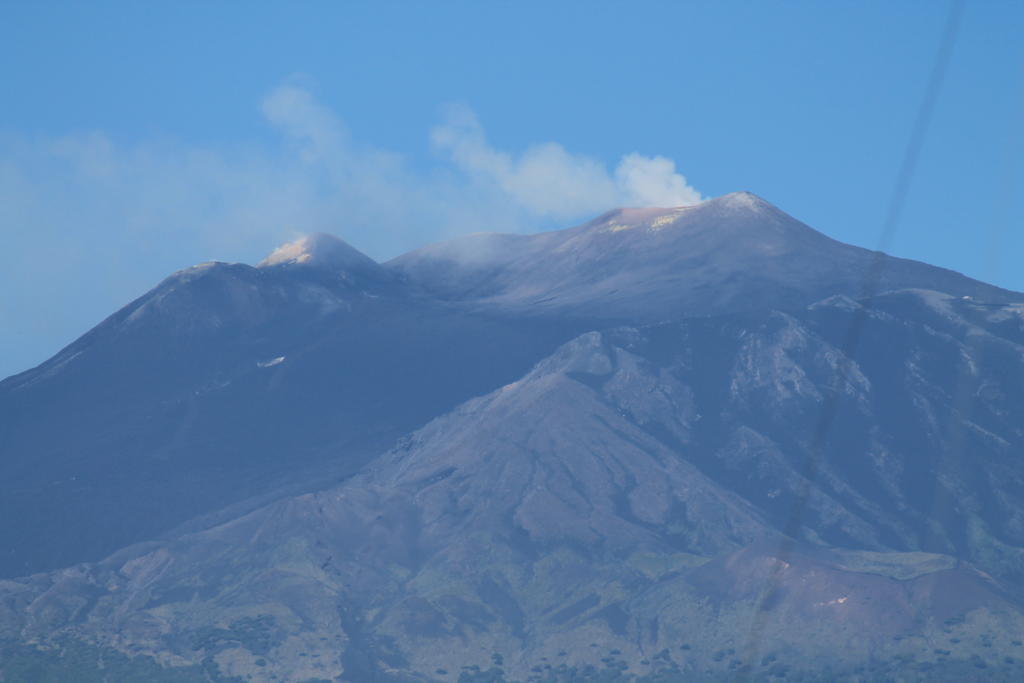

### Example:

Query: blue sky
xmin=1 ymin=0 xmax=1022 ymax=378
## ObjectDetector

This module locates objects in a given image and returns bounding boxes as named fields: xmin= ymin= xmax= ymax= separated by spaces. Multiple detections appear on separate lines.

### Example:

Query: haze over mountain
xmin=391 ymin=192 xmax=1016 ymax=321
xmin=2 ymin=193 xmax=1024 ymax=681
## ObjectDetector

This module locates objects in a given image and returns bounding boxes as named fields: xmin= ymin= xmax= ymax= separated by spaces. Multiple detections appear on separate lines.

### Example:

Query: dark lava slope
xmin=0 ymin=234 xmax=574 ymax=577
xmin=2 ymin=194 xmax=1019 ymax=580
xmin=3 ymin=193 xmax=1024 ymax=682
xmin=3 ymin=289 xmax=1024 ymax=681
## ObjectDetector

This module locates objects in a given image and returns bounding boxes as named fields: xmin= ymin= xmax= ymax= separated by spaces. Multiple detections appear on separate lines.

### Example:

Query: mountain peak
xmin=713 ymin=190 xmax=770 ymax=208
xmin=586 ymin=192 xmax=775 ymax=234
xmin=389 ymin=190 xmax=1019 ymax=321
xmin=686 ymin=190 xmax=776 ymax=217
xmin=257 ymin=232 xmax=378 ymax=272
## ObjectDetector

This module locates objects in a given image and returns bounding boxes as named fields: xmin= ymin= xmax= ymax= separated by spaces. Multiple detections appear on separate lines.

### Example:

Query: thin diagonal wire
xmin=736 ymin=0 xmax=966 ymax=676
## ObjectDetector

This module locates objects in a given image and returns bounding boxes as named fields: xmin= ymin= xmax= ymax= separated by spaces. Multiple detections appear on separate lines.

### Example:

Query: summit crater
xmin=387 ymin=192 xmax=1020 ymax=321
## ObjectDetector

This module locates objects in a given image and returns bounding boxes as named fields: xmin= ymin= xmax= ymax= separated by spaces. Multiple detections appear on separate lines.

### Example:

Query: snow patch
xmin=258 ymin=233 xmax=379 ymax=272
xmin=715 ymin=191 xmax=769 ymax=212
xmin=814 ymin=596 xmax=849 ymax=607
xmin=604 ymin=222 xmax=633 ymax=233
xmin=649 ymin=211 xmax=685 ymax=231
xmin=599 ymin=207 xmax=690 ymax=234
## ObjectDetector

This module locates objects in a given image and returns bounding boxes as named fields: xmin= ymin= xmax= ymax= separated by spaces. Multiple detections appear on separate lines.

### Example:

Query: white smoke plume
xmin=0 ymin=83 xmax=704 ymax=377
xmin=431 ymin=105 xmax=702 ymax=218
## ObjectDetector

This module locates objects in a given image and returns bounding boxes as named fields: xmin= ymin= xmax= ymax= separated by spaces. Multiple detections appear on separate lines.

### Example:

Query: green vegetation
xmin=8 ymin=637 xmax=1024 ymax=683
xmin=0 ymin=639 xmax=239 ymax=683
xmin=448 ymin=643 xmax=1024 ymax=683
xmin=189 ymin=614 xmax=278 ymax=655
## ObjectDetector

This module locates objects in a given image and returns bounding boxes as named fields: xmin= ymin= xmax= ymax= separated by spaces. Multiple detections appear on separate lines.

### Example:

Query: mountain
xmin=3 ymin=291 xmax=1024 ymax=681
xmin=390 ymin=192 xmax=1018 ymax=322
xmin=0 ymin=233 xmax=575 ymax=578
xmin=3 ymin=193 xmax=1024 ymax=681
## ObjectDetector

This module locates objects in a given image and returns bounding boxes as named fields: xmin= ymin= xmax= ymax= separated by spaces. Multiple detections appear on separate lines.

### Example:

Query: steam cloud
xmin=0 ymin=83 xmax=703 ymax=377
xmin=431 ymin=105 xmax=702 ymax=218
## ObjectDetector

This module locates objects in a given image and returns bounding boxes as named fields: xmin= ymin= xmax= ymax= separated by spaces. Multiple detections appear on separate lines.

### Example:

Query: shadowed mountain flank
xmin=4 ymin=290 xmax=1024 ymax=680
xmin=3 ymin=194 xmax=1024 ymax=680
xmin=0 ymin=241 xmax=573 ymax=578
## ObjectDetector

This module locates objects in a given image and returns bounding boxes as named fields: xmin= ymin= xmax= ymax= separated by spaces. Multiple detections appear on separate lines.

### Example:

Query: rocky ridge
xmin=3 ymin=194 xmax=1024 ymax=680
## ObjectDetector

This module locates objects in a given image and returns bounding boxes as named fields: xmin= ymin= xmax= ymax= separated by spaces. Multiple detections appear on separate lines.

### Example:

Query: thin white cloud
xmin=261 ymin=84 xmax=348 ymax=161
xmin=0 ymin=83 xmax=703 ymax=377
